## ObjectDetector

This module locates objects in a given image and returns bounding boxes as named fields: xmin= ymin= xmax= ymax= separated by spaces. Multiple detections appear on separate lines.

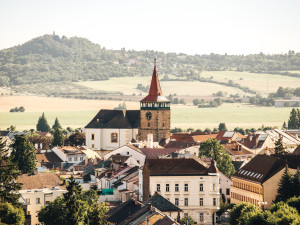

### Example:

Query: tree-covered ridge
xmin=1 ymin=34 xmax=300 ymax=86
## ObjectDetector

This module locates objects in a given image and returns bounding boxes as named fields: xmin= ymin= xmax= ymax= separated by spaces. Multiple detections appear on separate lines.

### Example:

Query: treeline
xmin=1 ymin=34 xmax=300 ymax=86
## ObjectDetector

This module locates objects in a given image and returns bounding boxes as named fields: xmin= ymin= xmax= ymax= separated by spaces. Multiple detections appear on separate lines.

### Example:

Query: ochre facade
xmin=139 ymin=109 xmax=170 ymax=142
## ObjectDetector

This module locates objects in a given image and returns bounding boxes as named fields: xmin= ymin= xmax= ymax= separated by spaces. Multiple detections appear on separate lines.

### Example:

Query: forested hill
xmin=1 ymin=34 xmax=300 ymax=86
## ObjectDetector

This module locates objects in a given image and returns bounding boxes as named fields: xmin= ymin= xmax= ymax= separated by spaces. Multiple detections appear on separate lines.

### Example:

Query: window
xmin=200 ymin=183 xmax=203 ymax=191
xmin=157 ymin=184 xmax=161 ymax=192
xmin=68 ymin=158 xmax=72 ymax=161
xmin=111 ymin=133 xmax=118 ymax=143
xmin=226 ymin=188 xmax=230 ymax=195
xmin=91 ymin=134 xmax=95 ymax=140
xmin=91 ymin=144 xmax=94 ymax=148
xmin=126 ymin=152 xmax=129 ymax=155
xmin=74 ymin=157 xmax=78 ymax=161
xmin=148 ymin=122 xmax=150 ymax=127
xmin=175 ymin=184 xmax=179 ymax=192
xmin=213 ymin=198 xmax=216 ymax=206
xmin=184 ymin=198 xmax=188 ymax=206
xmin=219 ymin=188 xmax=222 ymax=194
xmin=36 ymin=198 xmax=40 ymax=204
xmin=175 ymin=198 xmax=179 ymax=206
xmin=166 ymin=184 xmax=170 ymax=192
xmin=25 ymin=198 xmax=30 ymax=204
xmin=213 ymin=183 xmax=216 ymax=191
xmin=80 ymin=157 xmax=83 ymax=161
xmin=184 ymin=183 xmax=188 ymax=191
xmin=200 ymin=213 xmax=204 ymax=222
xmin=200 ymin=198 xmax=203 ymax=206
xmin=163 ymin=123 xmax=165 ymax=127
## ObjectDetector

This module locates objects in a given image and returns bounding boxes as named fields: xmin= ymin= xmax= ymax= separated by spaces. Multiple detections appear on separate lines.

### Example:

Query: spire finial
xmin=154 ymin=58 xmax=156 ymax=67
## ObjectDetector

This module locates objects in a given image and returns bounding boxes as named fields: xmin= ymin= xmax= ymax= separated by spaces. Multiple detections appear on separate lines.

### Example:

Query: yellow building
xmin=17 ymin=173 xmax=67 ymax=225
xmin=231 ymin=154 xmax=299 ymax=209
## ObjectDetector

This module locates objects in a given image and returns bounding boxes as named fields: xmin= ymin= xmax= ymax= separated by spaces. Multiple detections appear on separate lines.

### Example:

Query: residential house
xmin=222 ymin=141 xmax=255 ymax=162
xmin=52 ymin=146 xmax=86 ymax=168
xmin=36 ymin=152 xmax=63 ymax=170
xmin=17 ymin=173 xmax=67 ymax=225
xmin=219 ymin=172 xmax=232 ymax=203
xmin=265 ymin=129 xmax=300 ymax=152
xmin=230 ymin=154 xmax=300 ymax=209
xmin=240 ymin=133 xmax=275 ymax=155
xmin=216 ymin=131 xmax=245 ymax=144
xmin=143 ymin=158 xmax=220 ymax=224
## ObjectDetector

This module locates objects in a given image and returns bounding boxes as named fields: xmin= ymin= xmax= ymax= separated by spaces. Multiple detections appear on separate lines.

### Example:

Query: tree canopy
xmin=10 ymin=134 xmax=36 ymax=174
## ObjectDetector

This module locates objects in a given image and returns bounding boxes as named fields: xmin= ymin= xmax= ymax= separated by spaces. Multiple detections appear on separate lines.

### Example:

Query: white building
xmin=103 ymin=144 xmax=146 ymax=166
xmin=17 ymin=173 xmax=67 ymax=225
xmin=219 ymin=172 xmax=232 ymax=203
xmin=143 ymin=158 xmax=220 ymax=224
xmin=52 ymin=146 xmax=86 ymax=164
xmin=84 ymin=110 xmax=140 ymax=151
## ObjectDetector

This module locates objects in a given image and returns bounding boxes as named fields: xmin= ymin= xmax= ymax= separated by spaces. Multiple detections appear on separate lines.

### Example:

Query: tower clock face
xmin=146 ymin=112 xmax=152 ymax=120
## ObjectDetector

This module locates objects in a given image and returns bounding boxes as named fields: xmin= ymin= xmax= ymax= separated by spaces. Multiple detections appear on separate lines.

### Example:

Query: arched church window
xmin=111 ymin=133 xmax=118 ymax=143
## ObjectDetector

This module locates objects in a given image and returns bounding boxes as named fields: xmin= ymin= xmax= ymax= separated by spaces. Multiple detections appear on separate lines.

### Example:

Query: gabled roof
xmin=232 ymin=154 xmax=300 ymax=184
xmin=294 ymin=145 xmax=300 ymax=155
xmin=153 ymin=216 xmax=178 ymax=225
xmin=17 ymin=173 xmax=64 ymax=190
xmin=242 ymin=134 xmax=267 ymax=149
xmin=145 ymin=158 xmax=210 ymax=176
xmin=85 ymin=109 xmax=140 ymax=129
xmin=107 ymin=198 xmax=142 ymax=224
xmin=143 ymin=192 xmax=182 ymax=212
xmin=232 ymin=161 xmax=245 ymax=171
xmin=140 ymin=65 xmax=169 ymax=102
xmin=222 ymin=142 xmax=254 ymax=156
xmin=36 ymin=152 xmax=63 ymax=163
xmin=139 ymin=148 xmax=179 ymax=159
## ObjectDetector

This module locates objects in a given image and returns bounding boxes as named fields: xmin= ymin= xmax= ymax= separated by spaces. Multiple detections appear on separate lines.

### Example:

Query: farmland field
xmin=77 ymin=71 xmax=300 ymax=97
xmin=0 ymin=96 xmax=292 ymax=131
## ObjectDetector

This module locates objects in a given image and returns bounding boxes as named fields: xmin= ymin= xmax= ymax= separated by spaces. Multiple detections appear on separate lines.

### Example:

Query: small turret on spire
xmin=154 ymin=58 xmax=156 ymax=67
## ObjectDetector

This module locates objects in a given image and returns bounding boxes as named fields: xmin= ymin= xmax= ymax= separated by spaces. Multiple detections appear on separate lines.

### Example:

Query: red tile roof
xmin=293 ymin=145 xmax=300 ymax=155
xmin=222 ymin=142 xmax=254 ymax=156
xmin=17 ymin=173 xmax=65 ymax=189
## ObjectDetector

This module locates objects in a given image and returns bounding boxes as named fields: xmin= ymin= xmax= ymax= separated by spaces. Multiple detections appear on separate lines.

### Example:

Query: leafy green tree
xmin=179 ymin=215 xmax=195 ymax=225
xmin=199 ymin=139 xmax=235 ymax=177
xmin=0 ymin=138 xmax=22 ymax=206
xmin=246 ymin=211 xmax=277 ymax=225
xmin=10 ymin=134 xmax=36 ymax=174
xmin=288 ymin=108 xmax=299 ymax=129
xmin=36 ymin=112 xmax=50 ymax=132
xmin=229 ymin=202 xmax=250 ymax=225
xmin=38 ymin=197 xmax=67 ymax=225
xmin=274 ymin=136 xmax=285 ymax=155
xmin=52 ymin=128 xmax=64 ymax=147
xmin=270 ymin=202 xmax=300 ymax=225
xmin=52 ymin=117 xmax=62 ymax=130
xmin=65 ymin=132 xmax=85 ymax=146
xmin=193 ymin=98 xmax=200 ymax=106
xmin=291 ymin=168 xmax=300 ymax=198
xmin=0 ymin=202 xmax=25 ymax=225
xmin=275 ymin=165 xmax=293 ymax=203
xmin=87 ymin=202 xmax=109 ymax=225
xmin=287 ymin=196 xmax=300 ymax=214
xmin=238 ymin=204 xmax=261 ymax=225
xmin=18 ymin=106 xmax=25 ymax=112
xmin=218 ymin=123 xmax=227 ymax=131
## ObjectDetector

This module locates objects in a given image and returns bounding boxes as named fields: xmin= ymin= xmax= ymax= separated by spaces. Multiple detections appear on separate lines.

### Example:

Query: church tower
xmin=139 ymin=60 xmax=170 ymax=142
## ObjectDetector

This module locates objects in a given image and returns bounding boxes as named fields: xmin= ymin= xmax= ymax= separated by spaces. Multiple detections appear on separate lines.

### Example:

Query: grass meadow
xmin=0 ymin=96 xmax=292 ymax=131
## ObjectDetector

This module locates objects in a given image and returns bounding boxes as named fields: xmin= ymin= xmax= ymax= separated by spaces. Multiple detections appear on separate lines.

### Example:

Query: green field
xmin=201 ymin=71 xmax=300 ymax=96
xmin=0 ymin=103 xmax=292 ymax=131
xmin=77 ymin=71 xmax=300 ymax=97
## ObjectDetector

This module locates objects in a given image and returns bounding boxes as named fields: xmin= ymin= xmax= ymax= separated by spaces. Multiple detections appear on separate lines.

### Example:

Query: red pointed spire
xmin=140 ymin=60 xmax=169 ymax=102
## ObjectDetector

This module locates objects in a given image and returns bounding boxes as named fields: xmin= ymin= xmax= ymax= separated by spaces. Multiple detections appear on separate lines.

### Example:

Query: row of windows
xmin=141 ymin=102 xmax=170 ymax=108
xmin=231 ymin=192 xmax=259 ymax=206
xmin=25 ymin=198 xmax=40 ymax=204
xmin=233 ymin=181 xmax=262 ymax=194
xmin=67 ymin=156 xmax=84 ymax=162
xmin=157 ymin=183 xmax=206 ymax=192
xmin=172 ymin=197 xmax=218 ymax=207
xmin=147 ymin=123 xmax=165 ymax=127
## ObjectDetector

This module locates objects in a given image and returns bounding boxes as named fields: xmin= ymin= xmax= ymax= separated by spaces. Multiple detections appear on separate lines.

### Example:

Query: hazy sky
xmin=1 ymin=0 xmax=300 ymax=55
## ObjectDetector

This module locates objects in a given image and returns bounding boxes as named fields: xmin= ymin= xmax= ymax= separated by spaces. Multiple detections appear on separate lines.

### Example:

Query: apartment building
xmin=143 ymin=158 xmax=220 ymax=224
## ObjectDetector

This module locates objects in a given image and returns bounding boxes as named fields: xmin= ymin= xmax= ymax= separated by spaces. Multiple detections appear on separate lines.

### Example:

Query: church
xmin=85 ymin=61 xmax=170 ymax=150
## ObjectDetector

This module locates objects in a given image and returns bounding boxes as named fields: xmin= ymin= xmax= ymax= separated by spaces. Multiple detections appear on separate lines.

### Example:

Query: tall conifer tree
xmin=52 ymin=117 xmax=62 ymax=130
xmin=274 ymin=136 xmax=285 ymax=155
xmin=0 ymin=138 xmax=22 ymax=206
xmin=36 ymin=112 xmax=50 ymax=132
xmin=11 ymin=134 xmax=36 ymax=174
xmin=52 ymin=128 xmax=64 ymax=147
xmin=288 ymin=108 xmax=299 ymax=129
xmin=275 ymin=165 xmax=293 ymax=202
xmin=292 ymin=167 xmax=300 ymax=198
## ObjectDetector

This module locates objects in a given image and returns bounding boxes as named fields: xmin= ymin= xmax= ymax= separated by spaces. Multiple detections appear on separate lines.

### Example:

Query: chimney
xmin=249 ymin=135 xmax=253 ymax=142
xmin=147 ymin=134 xmax=153 ymax=148
xmin=85 ymin=157 xmax=88 ymax=165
